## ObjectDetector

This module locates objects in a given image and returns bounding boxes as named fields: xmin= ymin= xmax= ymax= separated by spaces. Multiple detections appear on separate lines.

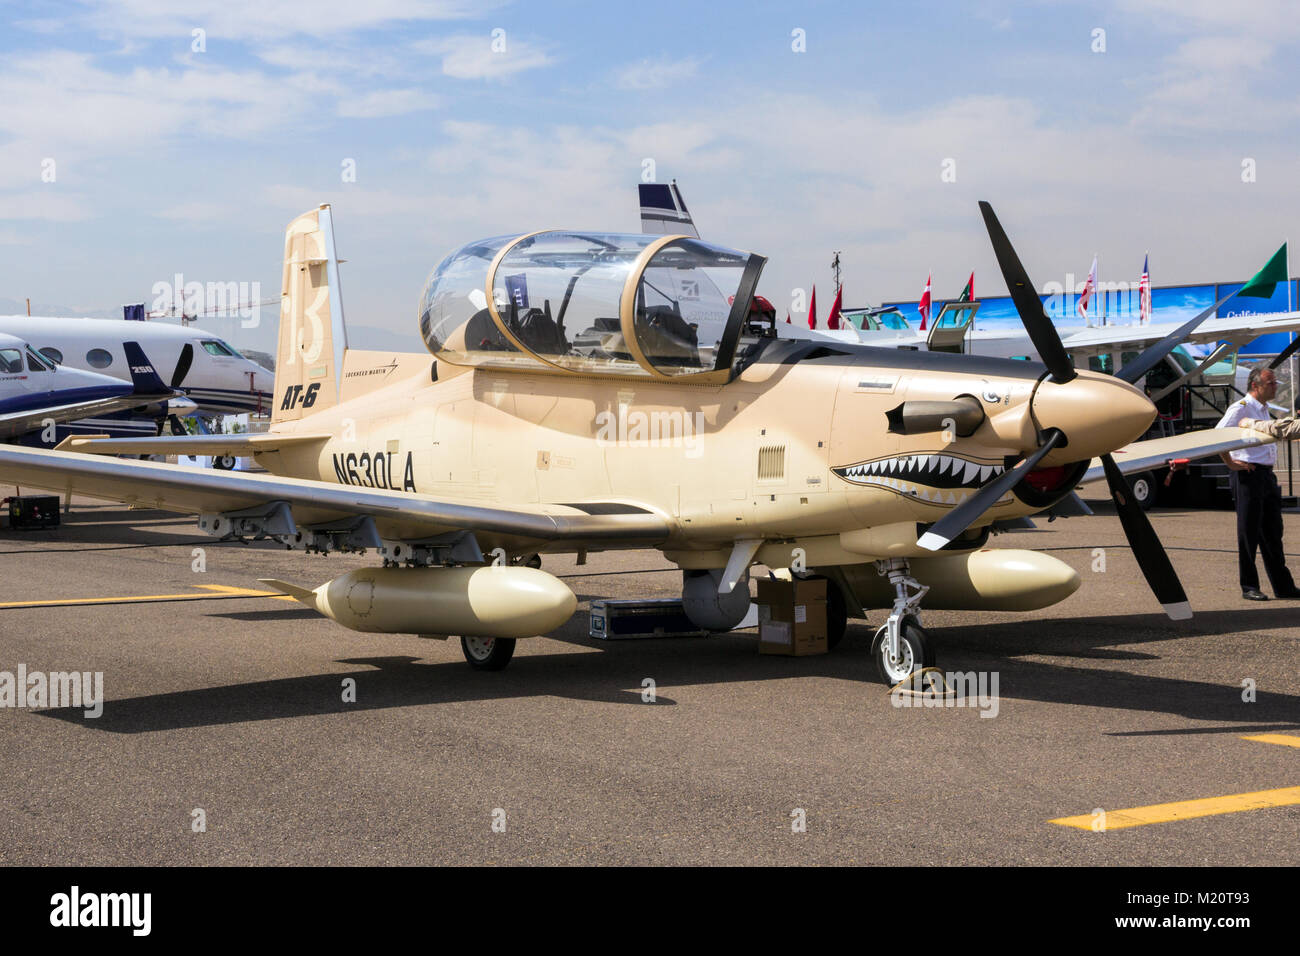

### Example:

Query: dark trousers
xmin=1233 ymin=467 xmax=1296 ymax=593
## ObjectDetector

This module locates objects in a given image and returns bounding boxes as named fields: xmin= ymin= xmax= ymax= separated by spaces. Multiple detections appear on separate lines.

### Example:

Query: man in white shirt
xmin=1217 ymin=366 xmax=1299 ymax=600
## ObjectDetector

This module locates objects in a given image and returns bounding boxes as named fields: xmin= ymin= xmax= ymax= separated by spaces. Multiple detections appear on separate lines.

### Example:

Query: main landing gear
xmin=461 ymin=636 xmax=517 ymax=671
xmin=869 ymin=558 xmax=935 ymax=685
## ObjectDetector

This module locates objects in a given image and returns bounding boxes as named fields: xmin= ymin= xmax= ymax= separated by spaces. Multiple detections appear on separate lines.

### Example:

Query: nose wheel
xmin=461 ymin=635 xmax=517 ymax=671
xmin=871 ymin=559 xmax=936 ymax=684
xmin=871 ymin=615 xmax=933 ymax=685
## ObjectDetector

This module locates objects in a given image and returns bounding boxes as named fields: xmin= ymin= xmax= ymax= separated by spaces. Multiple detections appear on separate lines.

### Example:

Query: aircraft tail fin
xmin=639 ymin=180 xmax=698 ymax=237
xmin=273 ymin=204 xmax=348 ymax=424
xmin=122 ymin=341 xmax=171 ymax=395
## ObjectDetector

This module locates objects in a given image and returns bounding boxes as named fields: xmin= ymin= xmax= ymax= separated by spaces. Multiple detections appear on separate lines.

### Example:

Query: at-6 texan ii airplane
xmin=0 ymin=203 xmax=1272 ymax=681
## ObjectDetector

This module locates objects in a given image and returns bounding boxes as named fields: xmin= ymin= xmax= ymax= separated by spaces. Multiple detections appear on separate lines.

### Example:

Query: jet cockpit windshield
xmin=419 ymin=230 xmax=765 ymax=382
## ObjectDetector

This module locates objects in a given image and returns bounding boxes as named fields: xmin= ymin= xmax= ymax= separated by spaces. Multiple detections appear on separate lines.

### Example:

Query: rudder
xmin=273 ymin=204 xmax=348 ymax=423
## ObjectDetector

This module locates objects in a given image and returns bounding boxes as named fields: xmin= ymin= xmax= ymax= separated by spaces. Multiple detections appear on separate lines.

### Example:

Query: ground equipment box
xmin=589 ymin=599 xmax=711 ymax=639
xmin=7 ymin=495 xmax=60 ymax=530
xmin=756 ymin=577 xmax=828 ymax=656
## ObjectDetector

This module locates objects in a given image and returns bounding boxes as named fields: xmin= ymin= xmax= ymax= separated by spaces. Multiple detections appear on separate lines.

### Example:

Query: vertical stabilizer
xmin=273 ymin=204 xmax=346 ymax=423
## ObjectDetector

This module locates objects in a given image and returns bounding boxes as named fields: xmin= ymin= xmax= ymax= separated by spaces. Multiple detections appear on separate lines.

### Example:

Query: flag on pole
xmin=957 ymin=272 xmax=974 ymax=303
xmin=827 ymin=285 xmax=843 ymax=330
xmin=1138 ymin=253 xmax=1151 ymax=324
xmin=1077 ymin=256 xmax=1097 ymax=322
xmin=918 ymin=272 xmax=932 ymax=330
xmin=785 ymin=312 xmax=791 ymax=324
xmin=1238 ymin=242 xmax=1288 ymax=298
xmin=807 ymin=284 xmax=817 ymax=329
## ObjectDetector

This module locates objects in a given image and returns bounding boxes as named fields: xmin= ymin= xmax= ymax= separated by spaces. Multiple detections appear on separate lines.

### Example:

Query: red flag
xmin=807 ymin=284 xmax=817 ymax=329
xmin=1078 ymin=256 xmax=1097 ymax=322
xmin=785 ymin=312 xmax=791 ymax=324
xmin=827 ymin=286 xmax=842 ymax=330
xmin=918 ymin=272 xmax=932 ymax=331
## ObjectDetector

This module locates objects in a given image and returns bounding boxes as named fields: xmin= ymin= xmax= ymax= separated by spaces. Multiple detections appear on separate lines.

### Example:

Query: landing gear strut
xmin=870 ymin=559 xmax=935 ymax=684
xmin=461 ymin=635 xmax=517 ymax=671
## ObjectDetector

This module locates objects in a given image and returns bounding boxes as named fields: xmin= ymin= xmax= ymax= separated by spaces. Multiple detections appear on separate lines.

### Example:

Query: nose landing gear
xmin=870 ymin=559 xmax=935 ymax=684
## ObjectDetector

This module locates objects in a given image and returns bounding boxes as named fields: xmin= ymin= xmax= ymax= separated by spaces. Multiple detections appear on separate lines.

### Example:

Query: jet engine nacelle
xmin=681 ymin=568 xmax=752 ymax=631
xmin=265 ymin=565 xmax=577 ymax=638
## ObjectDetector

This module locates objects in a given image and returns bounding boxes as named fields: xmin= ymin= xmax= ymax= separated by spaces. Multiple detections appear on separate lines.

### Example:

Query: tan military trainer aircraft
xmin=0 ymin=202 xmax=1270 ymax=681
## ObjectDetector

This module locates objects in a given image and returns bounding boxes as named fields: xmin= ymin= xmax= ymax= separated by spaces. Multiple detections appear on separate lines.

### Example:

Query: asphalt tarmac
xmin=1 ymin=492 xmax=1298 ymax=865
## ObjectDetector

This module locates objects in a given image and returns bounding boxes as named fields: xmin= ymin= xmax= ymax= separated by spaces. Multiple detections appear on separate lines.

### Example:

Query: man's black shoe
xmin=1243 ymin=589 xmax=1269 ymax=601
xmin=1274 ymin=588 xmax=1300 ymax=599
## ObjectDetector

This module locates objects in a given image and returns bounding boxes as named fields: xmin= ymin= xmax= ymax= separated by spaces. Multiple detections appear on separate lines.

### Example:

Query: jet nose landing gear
xmin=870 ymin=559 xmax=935 ymax=684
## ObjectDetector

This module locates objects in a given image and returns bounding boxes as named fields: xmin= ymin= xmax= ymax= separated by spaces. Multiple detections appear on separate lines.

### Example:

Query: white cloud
xmin=614 ymin=56 xmax=702 ymax=91
xmin=338 ymin=89 xmax=441 ymax=118
xmin=59 ymin=0 xmax=484 ymax=40
xmin=416 ymin=34 xmax=554 ymax=80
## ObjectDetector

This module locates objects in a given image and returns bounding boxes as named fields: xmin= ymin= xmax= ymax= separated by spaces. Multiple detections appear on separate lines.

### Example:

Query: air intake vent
xmin=757 ymin=444 xmax=786 ymax=481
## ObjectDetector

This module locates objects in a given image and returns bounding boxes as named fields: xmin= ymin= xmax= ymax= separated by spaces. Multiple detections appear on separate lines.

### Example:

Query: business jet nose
xmin=1031 ymin=370 xmax=1155 ymax=461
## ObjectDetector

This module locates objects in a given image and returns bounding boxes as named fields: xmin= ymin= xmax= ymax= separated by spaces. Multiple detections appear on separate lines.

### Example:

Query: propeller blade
xmin=978 ymin=201 xmax=1076 ymax=384
xmin=1269 ymin=333 xmax=1300 ymax=370
xmin=171 ymin=343 xmax=194 ymax=389
xmin=1100 ymin=453 xmax=1191 ymax=620
xmin=918 ymin=429 xmax=1063 ymax=551
xmin=1115 ymin=291 xmax=1237 ymax=384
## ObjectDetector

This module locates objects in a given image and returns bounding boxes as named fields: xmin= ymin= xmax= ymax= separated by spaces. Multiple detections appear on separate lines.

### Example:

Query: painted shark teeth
xmin=833 ymin=453 xmax=1006 ymax=497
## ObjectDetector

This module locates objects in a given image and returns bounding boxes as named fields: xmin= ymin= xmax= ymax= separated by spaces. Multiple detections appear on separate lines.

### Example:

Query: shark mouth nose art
xmin=833 ymin=453 xmax=1008 ymax=503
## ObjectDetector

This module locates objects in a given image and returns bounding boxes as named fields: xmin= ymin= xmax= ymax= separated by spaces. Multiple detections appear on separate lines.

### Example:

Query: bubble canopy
xmin=419 ymin=231 xmax=766 ymax=381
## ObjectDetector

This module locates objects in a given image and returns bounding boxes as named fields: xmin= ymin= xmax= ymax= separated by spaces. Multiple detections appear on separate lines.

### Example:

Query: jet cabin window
xmin=201 ymin=339 xmax=239 ymax=357
xmin=86 ymin=348 xmax=113 ymax=369
xmin=0 ymin=349 xmax=23 ymax=374
xmin=38 ymin=347 xmax=63 ymax=365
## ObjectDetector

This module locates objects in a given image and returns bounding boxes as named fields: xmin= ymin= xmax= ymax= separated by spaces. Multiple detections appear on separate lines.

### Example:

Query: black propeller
xmin=1100 ymin=454 xmax=1191 ymax=619
xmin=918 ymin=429 xmax=1063 ymax=550
xmin=919 ymin=202 xmax=1194 ymax=620
xmin=1115 ymin=292 xmax=1237 ymax=384
xmin=1269 ymin=334 xmax=1300 ymax=370
xmin=978 ymin=201 xmax=1075 ymax=384
xmin=171 ymin=343 xmax=194 ymax=389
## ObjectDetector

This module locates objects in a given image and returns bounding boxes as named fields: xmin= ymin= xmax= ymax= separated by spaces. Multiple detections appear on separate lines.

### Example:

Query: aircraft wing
xmin=0 ymin=394 xmax=172 ymax=440
xmin=54 ymin=432 xmax=332 ymax=457
xmin=1060 ymin=311 xmax=1300 ymax=354
xmin=1079 ymin=427 xmax=1273 ymax=485
xmin=0 ymin=445 xmax=669 ymax=548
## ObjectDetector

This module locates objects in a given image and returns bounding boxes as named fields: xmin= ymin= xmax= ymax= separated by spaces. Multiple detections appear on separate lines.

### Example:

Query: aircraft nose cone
xmin=1031 ymin=371 xmax=1155 ymax=461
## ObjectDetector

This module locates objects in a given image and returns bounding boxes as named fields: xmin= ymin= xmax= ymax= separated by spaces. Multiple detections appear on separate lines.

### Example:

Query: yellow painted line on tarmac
xmin=1051 ymin=786 xmax=1300 ymax=830
xmin=0 ymin=583 xmax=297 ymax=610
xmin=1242 ymin=733 xmax=1300 ymax=749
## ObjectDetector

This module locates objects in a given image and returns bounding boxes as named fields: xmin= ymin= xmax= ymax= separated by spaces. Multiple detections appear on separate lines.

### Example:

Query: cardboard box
xmin=756 ymin=577 xmax=827 ymax=656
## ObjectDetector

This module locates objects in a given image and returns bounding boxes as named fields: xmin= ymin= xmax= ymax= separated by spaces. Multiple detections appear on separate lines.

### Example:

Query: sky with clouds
xmin=2 ymin=0 xmax=1299 ymax=351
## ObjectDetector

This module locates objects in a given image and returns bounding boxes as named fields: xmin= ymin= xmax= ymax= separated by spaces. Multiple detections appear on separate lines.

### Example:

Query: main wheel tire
xmin=870 ymin=616 xmax=934 ymax=685
xmin=461 ymin=635 xmax=517 ymax=671
xmin=212 ymin=454 xmax=237 ymax=470
xmin=1129 ymin=471 xmax=1156 ymax=511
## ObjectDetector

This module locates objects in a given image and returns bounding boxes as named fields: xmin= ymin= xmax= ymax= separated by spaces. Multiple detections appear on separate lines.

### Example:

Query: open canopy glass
xmin=418 ymin=230 xmax=765 ymax=382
